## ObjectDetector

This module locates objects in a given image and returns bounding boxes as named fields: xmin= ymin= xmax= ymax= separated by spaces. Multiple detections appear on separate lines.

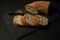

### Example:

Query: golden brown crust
xmin=21 ymin=16 xmax=27 ymax=25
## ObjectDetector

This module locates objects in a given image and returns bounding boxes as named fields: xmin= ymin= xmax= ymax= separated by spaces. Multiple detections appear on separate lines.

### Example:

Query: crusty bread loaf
xmin=13 ymin=15 xmax=26 ymax=26
xmin=35 ymin=15 xmax=48 ymax=25
xmin=25 ymin=1 xmax=50 ymax=14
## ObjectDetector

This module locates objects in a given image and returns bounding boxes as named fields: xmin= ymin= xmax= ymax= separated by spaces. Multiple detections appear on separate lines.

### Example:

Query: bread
xmin=13 ymin=14 xmax=38 ymax=26
xmin=24 ymin=14 xmax=38 ymax=26
xmin=25 ymin=1 xmax=50 ymax=14
xmin=13 ymin=15 xmax=26 ymax=26
xmin=35 ymin=15 xmax=48 ymax=25
xmin=13 ymin=14 xmax=48 ymax=26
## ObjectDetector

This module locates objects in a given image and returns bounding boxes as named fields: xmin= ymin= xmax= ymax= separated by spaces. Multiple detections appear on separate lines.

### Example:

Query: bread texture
xmin=13 ymin=14 xmax=48 ymax=26
xmin=13 ymin=15 xmax=26 ymax=26
xmin=24 ymin=14 xmax=38 ymax=26
xmin=35 ymin=15 xmax=48 ymax=25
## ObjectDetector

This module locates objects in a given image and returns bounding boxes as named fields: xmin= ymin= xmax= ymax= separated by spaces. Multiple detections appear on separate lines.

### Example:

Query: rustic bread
xmin=24 ymin=14 xmax=38 ymax=26
xmin=25 ymin=1 xmax=50 ymax=14
xmin=13 ymin=15 xmax=26 ymax=26
xmin=35 ymin=15 xmax=48 ymax=25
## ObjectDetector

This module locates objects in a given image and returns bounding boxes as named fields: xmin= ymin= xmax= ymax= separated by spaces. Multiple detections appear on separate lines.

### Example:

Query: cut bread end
xmin=13 ymin=15 xmax=24 ymax=26
xmin=25 ymin=5 xmax=38 ymax=14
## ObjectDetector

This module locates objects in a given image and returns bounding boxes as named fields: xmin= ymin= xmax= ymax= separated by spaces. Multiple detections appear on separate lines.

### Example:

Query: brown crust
xmin=21 ymin=16 xmax=27 ymax=25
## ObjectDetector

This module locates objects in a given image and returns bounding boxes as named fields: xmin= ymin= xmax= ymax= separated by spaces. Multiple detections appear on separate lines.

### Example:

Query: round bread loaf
xmin=25 ymin=1 xmax=50 ymax=14
xmin=13 ymin=15 xmax=26 ymax=26
xmin=35 ymin=15 xmax=49 ymax=25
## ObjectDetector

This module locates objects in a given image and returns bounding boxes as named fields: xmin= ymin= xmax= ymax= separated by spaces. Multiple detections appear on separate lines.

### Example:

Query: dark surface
xmin=0 ymin=0 xmax=60 ymax=40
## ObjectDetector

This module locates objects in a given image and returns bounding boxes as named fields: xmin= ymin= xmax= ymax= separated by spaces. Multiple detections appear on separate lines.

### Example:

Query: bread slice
xmin=24 ymin=14 xmax=38 ymax=26
xmin=13 ymin=15 xmax=26 ymax=26
xmin=35 ymin=15 xmax=48 ymax=25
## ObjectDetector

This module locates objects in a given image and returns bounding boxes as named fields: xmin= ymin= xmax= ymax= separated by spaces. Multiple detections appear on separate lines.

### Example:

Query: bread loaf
xmin=25 ymin=1 xmax=50 ymax=14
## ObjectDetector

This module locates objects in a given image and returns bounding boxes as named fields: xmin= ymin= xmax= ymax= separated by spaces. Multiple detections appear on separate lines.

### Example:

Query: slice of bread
xmin=35 ymin=15 xmax=48 ymax=25
xmin=13 ymin=15 xmax=26 ymax=26
xmin=24 ymin=14 xmax=38 ymax=26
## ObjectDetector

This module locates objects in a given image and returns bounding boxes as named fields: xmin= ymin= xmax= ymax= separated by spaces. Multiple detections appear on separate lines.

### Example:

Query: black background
xmin=0 ymin=0 xmax=60 ymax=40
